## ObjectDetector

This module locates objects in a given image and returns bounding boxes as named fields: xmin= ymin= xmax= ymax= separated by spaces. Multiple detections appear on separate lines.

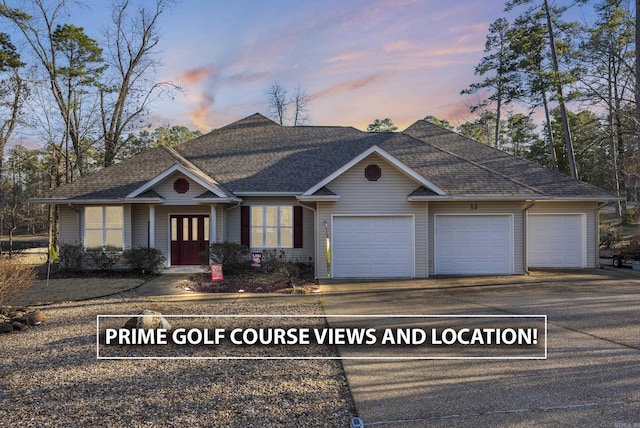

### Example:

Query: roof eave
xmin=407 ymin=195 xmax=621 ymax=202
xmin=234 ymin=192 xmax=301 ymax=196
xmin=194 ymin=197 xmax=243 ymax=203
xmin=296 ymin=195 xmax=341 ymax=202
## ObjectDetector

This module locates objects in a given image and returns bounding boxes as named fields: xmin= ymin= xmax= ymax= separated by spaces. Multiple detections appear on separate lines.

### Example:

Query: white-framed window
xmin=84 ymin=206 xmax=124 ymax=250
xmin=251 ymin=206 xmax=293 ymax=248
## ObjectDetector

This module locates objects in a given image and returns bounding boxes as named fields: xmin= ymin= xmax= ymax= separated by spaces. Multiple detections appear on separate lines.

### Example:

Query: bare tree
xmin=265 ymin=81 xmax=288 ymax=125
xmin=0 ymin=0 xmax=93 ymax=176
xmin=100 ymin=0 xmax=177 ymax=167
xmin=290 ymin=83 xmax=310 ymax=126
xmin=0 ymin=32 xmax=28 ymax=175
xmin=636 ymin=0 xmax=640 ymax=182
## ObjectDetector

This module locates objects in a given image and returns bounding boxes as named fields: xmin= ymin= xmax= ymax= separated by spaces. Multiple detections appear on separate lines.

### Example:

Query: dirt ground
xmin=12 ymin=277 xmax=145 ymax=306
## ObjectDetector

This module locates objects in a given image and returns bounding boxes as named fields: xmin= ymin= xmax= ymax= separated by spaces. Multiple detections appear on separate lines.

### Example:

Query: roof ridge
xmin=401 ymin=124 xmax=546 ymax=196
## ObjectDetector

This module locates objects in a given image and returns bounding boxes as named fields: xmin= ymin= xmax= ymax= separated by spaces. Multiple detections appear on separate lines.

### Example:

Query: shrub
xmin=0 ymin=258 xmax=36 ymax=304
xmin=58 ymin=243 xmax=84 ymax=272
xmin=621 ymin=208 xmax=639 ymax=225
xmin=599 ymin=225 xmax=621 ymax=248
xmin=208 ymin=242 xmax=250 ymax=275
xmin=85 ymin=249 xmax=120 ymax=272
xmin=123 ymin=247 xmax=166 ymax=274
xmin=260 ymin=249 xmax=286 ymax=273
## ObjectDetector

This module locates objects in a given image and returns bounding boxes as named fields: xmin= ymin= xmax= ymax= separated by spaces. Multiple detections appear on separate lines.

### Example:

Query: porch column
xmin=210 ymin=205 xmax=217 ymax=244
xmin=149 ymin=205 xmax=156 ymax=248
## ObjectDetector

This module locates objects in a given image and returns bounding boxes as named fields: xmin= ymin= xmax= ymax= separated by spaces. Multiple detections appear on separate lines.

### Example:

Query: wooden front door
xmin=170 ymin=215 xmax=209 ymax=265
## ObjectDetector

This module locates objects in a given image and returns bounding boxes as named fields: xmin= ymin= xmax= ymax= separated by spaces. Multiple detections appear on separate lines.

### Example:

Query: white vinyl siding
xmin=131 ymin=204 xmax=150 ymax=248
xmin=58 ymin=204 xmax=79 ymax=244
xmin=316 ymin=153 xmax=427 ymax=279
xmin=150 ymin=173 xmax=207 ymax=205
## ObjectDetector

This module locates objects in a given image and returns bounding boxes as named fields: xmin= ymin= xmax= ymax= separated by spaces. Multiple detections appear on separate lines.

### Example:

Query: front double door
xmin=170 ymin=215 xmax=209 ymax=265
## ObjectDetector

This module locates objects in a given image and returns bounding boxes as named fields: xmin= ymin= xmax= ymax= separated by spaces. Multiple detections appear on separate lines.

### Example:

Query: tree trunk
xmin=541 ymin=90 xmax=557 ymax=170
xmin=544 ymin=0 xmax=578 ymax=179
xmin=636 ymin=0 xmax=640 ymax=195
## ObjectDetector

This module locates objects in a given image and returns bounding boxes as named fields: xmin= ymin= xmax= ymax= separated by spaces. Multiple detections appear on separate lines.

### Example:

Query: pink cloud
xmin=311 ymin=75 xmax=381 ymax=100
xmin=176 ymin=65 xmax=215 ymax=85
xmin=189 ymin=94 xmax=215 ymax=131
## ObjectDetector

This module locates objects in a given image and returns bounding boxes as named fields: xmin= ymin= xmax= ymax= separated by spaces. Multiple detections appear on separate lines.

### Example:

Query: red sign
xmin=210 ymin=264 xmax=224 ymax=282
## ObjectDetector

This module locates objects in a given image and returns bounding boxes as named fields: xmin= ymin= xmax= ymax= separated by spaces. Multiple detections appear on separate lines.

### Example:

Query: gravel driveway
xmin=0 ymin=292 xmax=355 ymax=426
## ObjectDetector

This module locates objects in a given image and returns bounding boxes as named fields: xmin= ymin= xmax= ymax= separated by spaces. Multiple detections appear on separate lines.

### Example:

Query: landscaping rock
xmin=12 ymin=321 xmax=28 ymax=331
xmin=18 ymin=310 xmax=45 ymax=326
xmin=124 ymin=310 xmax=171 ymax=330
xmin=0 ymin=306 xmax=46 ymax=333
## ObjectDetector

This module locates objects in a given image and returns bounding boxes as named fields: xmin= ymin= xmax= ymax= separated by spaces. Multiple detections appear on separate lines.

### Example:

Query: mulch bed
xmin=183 ymin=273 xmax=318 ymax=294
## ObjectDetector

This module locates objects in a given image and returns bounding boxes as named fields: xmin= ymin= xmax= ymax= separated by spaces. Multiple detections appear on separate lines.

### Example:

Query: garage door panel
xmin=333 ymin=216 xmax=413 ymax=278
xmin=435 ymin=215 xmax=512 ymax=275
xmin=528 ymin=215 xmax=583 ymax=268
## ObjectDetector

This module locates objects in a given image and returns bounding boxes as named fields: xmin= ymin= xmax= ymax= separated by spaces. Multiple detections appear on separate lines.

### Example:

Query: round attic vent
xmin=364 ymin=164 xmax=382 ymax=181
xmin=173 ymin=178 xmax=189 ymax=194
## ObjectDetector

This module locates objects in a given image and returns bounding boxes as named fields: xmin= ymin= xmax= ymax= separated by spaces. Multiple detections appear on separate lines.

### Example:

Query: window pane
xmin=266 ymin=207 xmax=278 ymax=226
xmin=85 ymin=230 xmax=103 ymax=250
xmin=251 ymin=227 xmax=263 ymax=247
xmin=251 ymin=207 xmax=263 ymax=226
xmin=183 ymin=218 xmax=190 ymax=241
xmin=105 ymin=206 xmax=123 ymax=228
xmin=204 ymin=217 xmax=210 ymax=242
xmin=193 ymin=218 xmax=199 ymax=241
xmin=265 ymin=227 xmax=278 ymax=247
xmin=280 ymin=207 xmax=293 ymax=227
xmin=85 ymin=207 xmax=103 ymax=229
xmin=171 ymin=218 xmax=178 ymax=241
xmin=106 ymin=230 xmax=123 ymax=250
xmin=280 ymin=228 xmax=293 ymax=248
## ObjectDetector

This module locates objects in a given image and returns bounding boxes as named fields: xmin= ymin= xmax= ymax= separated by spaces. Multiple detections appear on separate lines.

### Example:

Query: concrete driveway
xmin=321 ymin=270 xmax=640 ymax=427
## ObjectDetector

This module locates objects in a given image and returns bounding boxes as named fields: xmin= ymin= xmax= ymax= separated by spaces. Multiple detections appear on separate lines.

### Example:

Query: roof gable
xmin=125 ymin=164 xmax=227 ymax=199
xmin=303 ymin=145 xmax=446 ymax=196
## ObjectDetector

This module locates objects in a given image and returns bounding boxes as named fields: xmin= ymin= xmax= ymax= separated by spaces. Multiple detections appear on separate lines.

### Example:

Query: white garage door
xmin=435 ymin=215 xmax=513 ymax=275
xmin=528 ymin=214 xmax=584 ymax=268
xmin=332 ymin=216 xmax=414 ymax=278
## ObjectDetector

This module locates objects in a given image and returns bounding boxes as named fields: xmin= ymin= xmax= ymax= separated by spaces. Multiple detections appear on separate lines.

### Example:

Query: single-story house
xmin=34 ymin=113 xmax=618 ymax=278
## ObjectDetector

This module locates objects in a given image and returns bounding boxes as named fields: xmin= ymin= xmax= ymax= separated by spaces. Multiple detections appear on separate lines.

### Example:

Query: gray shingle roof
xmin=39 ymin=113 xmax=617 ymax=202
xmin=402 ymin=120 xmax=615 ymax=199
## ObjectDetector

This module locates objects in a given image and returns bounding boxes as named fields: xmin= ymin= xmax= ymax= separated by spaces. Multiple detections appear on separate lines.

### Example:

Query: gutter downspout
xmin=523 ymin=200 xmax=537 ymax=275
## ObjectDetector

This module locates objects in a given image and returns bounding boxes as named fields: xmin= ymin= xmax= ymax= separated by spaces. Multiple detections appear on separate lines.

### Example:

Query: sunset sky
xmin=13 ymin=0 xmax=594 ymax=133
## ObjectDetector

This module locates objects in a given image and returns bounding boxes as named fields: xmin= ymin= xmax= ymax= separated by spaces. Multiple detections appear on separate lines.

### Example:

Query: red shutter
xmin=240 ymin=206 xmax=250 ymax=247
xmin=293 ymin=206 xmax=303 ymax=248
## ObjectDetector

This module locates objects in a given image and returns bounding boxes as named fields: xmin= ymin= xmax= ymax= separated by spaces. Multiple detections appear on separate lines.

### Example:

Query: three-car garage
xmin=328 ymin=210 xmax=590 ymax=278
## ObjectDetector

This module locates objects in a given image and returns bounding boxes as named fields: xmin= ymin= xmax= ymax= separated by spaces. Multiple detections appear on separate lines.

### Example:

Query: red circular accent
xmin=365 ymin=164 xmax=382 ymax=181
xmin=173 ymin=178 xmax=190 ymax=193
